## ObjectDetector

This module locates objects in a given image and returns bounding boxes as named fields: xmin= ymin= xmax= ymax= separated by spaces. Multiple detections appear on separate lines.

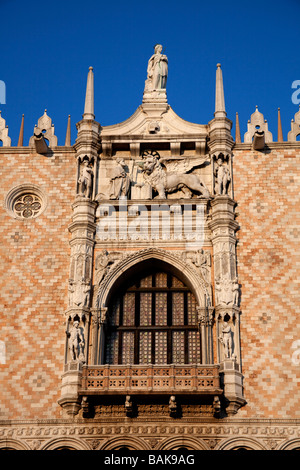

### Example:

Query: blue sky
xmin=1 ymin=0 xmax=300 ymax=146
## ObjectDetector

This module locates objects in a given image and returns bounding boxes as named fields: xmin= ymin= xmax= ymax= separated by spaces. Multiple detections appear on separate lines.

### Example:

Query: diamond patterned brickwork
xmin=233 ymin=146 xmax=300 ymax=418
xmin=0 ymin=149 xmax=75 ymax=420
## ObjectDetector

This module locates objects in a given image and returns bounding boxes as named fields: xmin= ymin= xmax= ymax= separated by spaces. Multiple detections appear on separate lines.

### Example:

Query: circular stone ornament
xmin=4 ymin=184 xmax=47 ymax=220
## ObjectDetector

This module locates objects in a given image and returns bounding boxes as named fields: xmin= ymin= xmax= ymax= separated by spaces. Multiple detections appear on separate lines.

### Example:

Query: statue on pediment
xmin=145 ymin=44 xmax=168 ymax=91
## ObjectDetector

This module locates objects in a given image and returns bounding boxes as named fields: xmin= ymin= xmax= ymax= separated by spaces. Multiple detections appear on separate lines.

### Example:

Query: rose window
xmin=13 ymin=194 xmax=42 ymax=218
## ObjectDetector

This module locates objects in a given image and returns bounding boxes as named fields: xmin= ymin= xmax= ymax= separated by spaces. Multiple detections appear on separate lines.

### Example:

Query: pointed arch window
xmin=105 ymin=270 xmax=201 ymax=365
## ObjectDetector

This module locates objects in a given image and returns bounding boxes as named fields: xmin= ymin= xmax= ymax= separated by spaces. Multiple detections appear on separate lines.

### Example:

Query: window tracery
xmin=105 ymin=270 xmax=201 ymax=365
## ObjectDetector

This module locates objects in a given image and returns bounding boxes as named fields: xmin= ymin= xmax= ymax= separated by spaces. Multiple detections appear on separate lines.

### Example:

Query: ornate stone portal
xmin=59 ymin=46 xmax=245 ymax=423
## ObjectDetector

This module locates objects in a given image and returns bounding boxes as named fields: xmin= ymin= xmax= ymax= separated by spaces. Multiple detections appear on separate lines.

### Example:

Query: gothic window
xmin=105 ymin=270 xmax=201 ymax=365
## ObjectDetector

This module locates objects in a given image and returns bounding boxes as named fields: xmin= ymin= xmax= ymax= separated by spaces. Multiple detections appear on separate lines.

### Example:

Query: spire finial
xmin=65 ymin=114 xmax=71 ymax=146
xmin=83 ymin=66 xmax=95 ymax=120
xmin=17 ymin=114 xmax=24 ymax=147
xmin=214 ymin=63 xmax=226 ymax=118
xmin=235 ymin=112 xmax=241 ymax=143
xmin=277 ymin=107 xmax=283 ymax=142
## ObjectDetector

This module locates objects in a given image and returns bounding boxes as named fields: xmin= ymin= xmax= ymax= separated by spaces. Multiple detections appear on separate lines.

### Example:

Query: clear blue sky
xmin=1 ymin=0 xmax=300 ymax=145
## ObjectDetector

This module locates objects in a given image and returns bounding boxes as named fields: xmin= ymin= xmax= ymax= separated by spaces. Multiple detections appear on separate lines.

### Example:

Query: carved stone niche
xmin=212 ymin=153 xmax=231 ymax=196
xmin=216 ymin=308 xmax=245 ymax=416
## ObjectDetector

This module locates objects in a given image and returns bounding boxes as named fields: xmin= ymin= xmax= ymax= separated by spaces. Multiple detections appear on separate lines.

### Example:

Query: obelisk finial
xmin=83 ymin=66 xmax=95 ymax=120
xmin=65 ymin=115 xmax=71 ymax=146
xmin=277 ymin=107 xmax=283 ymax=142
xmin=235 ymin=112 xmax=241 ymax=143
xmin=17 ymin=114 xmax=24 ymax=147
xmin=214 ymin=63 xmax=226 ymax=118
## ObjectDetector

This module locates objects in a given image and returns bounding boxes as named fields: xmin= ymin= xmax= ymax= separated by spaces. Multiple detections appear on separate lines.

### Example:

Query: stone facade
xmin=0 ymin=46 xmax=299 ymax=451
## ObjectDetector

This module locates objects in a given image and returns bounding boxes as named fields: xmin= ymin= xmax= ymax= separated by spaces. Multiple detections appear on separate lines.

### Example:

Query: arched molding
xmin=40 ymin=437 xmax=92 ymax=450
xmin=156 ymin=436 xmax=210 ymax=451
xmin=98 ymin=436 xmax=151 ymax=450
xmin=277 ymin=438 xmax=300 ymax=451
xmin=215 ymin=436 xmax=267 ymax=451
xmin=96 ymin=247 xmax=208 ymax=309
xmin=0 ymin=438 xmax=31 ymax=450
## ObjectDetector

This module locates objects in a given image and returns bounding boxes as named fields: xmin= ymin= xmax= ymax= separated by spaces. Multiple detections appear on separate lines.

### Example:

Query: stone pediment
xmin=100 ymin=103 xmax=208 ymax=140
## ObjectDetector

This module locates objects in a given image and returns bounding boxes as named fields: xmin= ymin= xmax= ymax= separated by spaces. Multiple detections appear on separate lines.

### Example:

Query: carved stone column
xmin=197 ymin=306 xmax=214 ymax=364
xmin=208 ymin=196 xmax=245 ymax=414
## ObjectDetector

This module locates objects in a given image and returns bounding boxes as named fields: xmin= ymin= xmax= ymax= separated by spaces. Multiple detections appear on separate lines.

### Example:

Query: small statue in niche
xmin=109 ymin=158 xmax=131 ymax=199
xmin=67 ymin=320 xmax=85 ymax=362
xmin=219 ymin=321 xmax=233 ymax=359
xmin=214 ymin=156 xmax=231 ymax=195
xmin=94 ymin=249 xmax=112 ymax=285
xmin=232 ymin=277 xmax=240 ymax=306
xmin=78 ymin=159 xmax=93 ymax=199
xmin=169 ymin=395 xmax=177 ymax=416
xmin=146 ymin=44 xmax=168 ymax=91
xmin=192 ymin=248 xmax=211 ymax=283
xmin=68 ymin=279 xmax=75 ymax=307
xmin=125 ymin=395 xmax=133 ymax=415
xmin=215 ymin=274 xmax=233 ymax=305
xmin=73 ymin=278 xmax=91 ymax=308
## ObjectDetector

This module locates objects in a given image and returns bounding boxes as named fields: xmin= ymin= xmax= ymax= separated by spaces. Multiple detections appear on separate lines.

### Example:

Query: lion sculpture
xmin=138 ymin=154 xmax=210 ymax=199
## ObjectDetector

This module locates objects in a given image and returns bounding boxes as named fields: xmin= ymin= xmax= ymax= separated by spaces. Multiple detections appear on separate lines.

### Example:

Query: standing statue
xmin=109 ymin=158 xmax=131 ymax=199
xmin=219 ymin=322 xmax=233 ymax=359
xmin=78 ymin=160 xmax=93 ymax=199
xmin=67 ymin=320 xmax=85 ymax=362
xmin=214 ymin=157 xmax=231 ymax=195
xmin=146 ymin=44 xmax=168 ymax=91
xmin=232 ymin=277 xmax=240 ymax=306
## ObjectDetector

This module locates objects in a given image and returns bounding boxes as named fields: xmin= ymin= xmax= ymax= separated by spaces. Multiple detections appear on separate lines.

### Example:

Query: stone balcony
xmin=80 ymin=364 xmax=222 ymax=396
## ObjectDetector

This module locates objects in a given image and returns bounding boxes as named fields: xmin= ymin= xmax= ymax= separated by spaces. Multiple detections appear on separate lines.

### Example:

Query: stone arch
xmin=157 ymin=436 xmax=210 ymax=451
xmin=99 ymin=436 xmax=151 ymax=450
xmin=0 ymin=439 xmax=31 ymax=450
xmin=40 ymin=437 xmax=92 ymax=450
xmin=215 ymin=437 xmax=267 ymax=450
xmin=96 ymin=247 xmax=208 ymax=309
xmin=277 ymin=438 xmax=300 ymax=451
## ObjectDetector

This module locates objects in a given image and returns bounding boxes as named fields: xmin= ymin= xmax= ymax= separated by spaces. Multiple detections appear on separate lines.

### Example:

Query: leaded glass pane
xmin=172 ymin=331 xmax=185 ymax=364
xmin=122 ymin=332 xmax=134 ymax=364
xmin=123 ymin=293 xmax=135 ymax=326
xmin=172 ymin=292 xmax=184 ymax=325
xmin=156 ymin=272 xmax=168 ymax=287
xmin=155 ymin=331 xmax=167 ymax=364
xmin=140 ymin=292 xmax=152 ymax=326
xmin=110 ymin=299 xmax=120 ymax=326
xmin=155 ymin=292 xmax=167 ymax=325
xmin=105 ymin=331 xmax=119 ymax=364
xmin=140 ymin=275 xmax=152 ymax=287
xmin=187 ymin=292 xmax=197 ymax=325
xmin=139 ymin=331 xmax=152 ymax=364
xmin=188 ymin=331 xmax=201 ymax=363
xmin=172 ymin=276 xmax=185 ymax=288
